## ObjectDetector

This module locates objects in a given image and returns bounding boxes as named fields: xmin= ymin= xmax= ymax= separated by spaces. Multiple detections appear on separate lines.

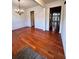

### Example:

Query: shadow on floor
xmin=13 ymin=48 xmax=47 ymax=59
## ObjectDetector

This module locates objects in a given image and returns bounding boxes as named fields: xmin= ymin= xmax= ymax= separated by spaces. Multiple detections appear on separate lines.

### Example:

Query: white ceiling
xmin=12 ymin=0 xmax=58 ymax=9
xmin=43 ymin=0 xmax=58 ymax=4
xmin=12 ymin=0 xmax=38 ymax=9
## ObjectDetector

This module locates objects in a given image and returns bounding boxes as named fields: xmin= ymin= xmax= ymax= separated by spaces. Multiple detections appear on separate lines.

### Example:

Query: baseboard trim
xmin=12 ymin=26 xmax=30 ymax=31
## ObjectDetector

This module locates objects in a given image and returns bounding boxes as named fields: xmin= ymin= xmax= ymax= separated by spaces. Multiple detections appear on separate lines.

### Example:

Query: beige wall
xmin=25 ymin=6 xmax=45 ymax=30
xmin=12 ymin=6 xmax=27 ymax=30
xmin=61 ymin=3 xmax=66 ymax=54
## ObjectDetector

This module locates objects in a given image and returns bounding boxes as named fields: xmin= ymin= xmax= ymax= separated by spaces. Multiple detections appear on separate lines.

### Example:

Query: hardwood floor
xmin=12 ymin=27 xmax=65 ymax=59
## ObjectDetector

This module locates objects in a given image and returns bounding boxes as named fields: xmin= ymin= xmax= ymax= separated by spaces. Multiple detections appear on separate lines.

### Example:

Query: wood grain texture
xmin=12 ymin=27 xmax=65 ymax=59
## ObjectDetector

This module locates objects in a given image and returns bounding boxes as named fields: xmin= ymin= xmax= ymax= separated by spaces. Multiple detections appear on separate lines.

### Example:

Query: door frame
xmin=49 ymin=6 xmax=62 ymax=33
xmin=30 ymin=11 xmax=35 ymax=28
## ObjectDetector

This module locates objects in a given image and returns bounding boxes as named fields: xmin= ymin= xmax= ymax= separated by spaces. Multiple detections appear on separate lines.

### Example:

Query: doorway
xmin=49 ymin=6 xmax=61 ymax=33
xmin=30 ymin=11 xmax=35 ymax=28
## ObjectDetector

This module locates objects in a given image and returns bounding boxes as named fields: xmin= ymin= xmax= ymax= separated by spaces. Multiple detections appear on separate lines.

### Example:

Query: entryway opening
xmin=49 ymin=6 xmax=61 ymax=33
xmin=30 ymin=11 xmax=35 ymax=28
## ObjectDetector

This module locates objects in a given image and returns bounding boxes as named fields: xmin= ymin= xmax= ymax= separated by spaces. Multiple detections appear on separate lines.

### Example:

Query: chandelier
xmin=14 ymin=0 xmax=24 ymax=15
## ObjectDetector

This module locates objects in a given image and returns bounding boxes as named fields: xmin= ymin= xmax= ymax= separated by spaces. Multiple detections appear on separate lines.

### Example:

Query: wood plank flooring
xmin=12 ymin=27 xmax=65 ymax=59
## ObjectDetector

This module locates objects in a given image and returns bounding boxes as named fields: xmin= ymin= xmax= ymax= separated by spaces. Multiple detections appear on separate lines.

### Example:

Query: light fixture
xmin=14 ymin=0 xmax=24 ymax=15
